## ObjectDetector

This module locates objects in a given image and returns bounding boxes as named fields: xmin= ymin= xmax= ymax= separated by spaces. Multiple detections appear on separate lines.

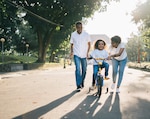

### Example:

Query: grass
xmin=0 ymin=54 xmax=37 ymax=64
xmin=0 ymin=54 xmax=65 ymax=70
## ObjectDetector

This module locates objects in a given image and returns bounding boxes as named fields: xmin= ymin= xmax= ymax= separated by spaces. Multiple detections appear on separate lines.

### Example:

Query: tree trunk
xmin=36 ymin=27 xmax=55 ymax=63
xmin=49 ymin=50 xmax=55 ymax=62
xmin=36 ymin=27 xmax=45 ymax=62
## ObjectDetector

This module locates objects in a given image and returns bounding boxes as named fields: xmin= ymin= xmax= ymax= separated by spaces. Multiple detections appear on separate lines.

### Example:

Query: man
xmin=70 ymin=21 xmax=91 ymax=91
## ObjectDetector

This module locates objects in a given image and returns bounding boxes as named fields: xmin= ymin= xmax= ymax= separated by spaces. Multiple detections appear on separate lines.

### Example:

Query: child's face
xmin=98 ymin=41 xmax=105 ymax=50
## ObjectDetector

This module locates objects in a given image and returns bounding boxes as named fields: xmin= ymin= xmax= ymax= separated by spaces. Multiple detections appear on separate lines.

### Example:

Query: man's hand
xmin=70 ymin=52 xmax=73 ymax=58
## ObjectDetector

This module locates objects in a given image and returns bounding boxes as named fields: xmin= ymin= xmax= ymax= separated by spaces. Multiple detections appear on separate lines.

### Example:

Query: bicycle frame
xmin=88 ymin=57 xmax=106 ymax=98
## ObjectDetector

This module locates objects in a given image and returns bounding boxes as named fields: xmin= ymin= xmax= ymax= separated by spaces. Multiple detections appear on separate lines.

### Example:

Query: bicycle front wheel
xmin=96 ymin=75 xmax=103 ymax=98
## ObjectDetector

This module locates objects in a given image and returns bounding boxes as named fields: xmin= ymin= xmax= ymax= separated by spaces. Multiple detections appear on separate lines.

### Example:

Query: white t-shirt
xmin=90 ymin=49 xmax=108 ymax=65
xmin=109 ymin=43 xmax=127 ymax=60
xmin=70 ymin=31 xmax=91 ymax=58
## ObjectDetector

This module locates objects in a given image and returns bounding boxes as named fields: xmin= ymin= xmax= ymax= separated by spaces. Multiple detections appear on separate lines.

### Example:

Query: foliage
xmin=13 ymin=21 xmax=38 ymax=54
xmin=131 ymin=0 xmax=150 ymax=61
xmin=0 ymin=0 xmax=18 ymax=51
xmin=141 ymin=28 xmax=150 ymax=49
xmin=132 ymin=0 xmax=150 ymax=27
xmin=1 ymin=0 xmax=119 ymax=63
xmin=126 ymin=34 xmax=145 ymax=62
xmin=0 ymin=54 xmax=37 ymax=64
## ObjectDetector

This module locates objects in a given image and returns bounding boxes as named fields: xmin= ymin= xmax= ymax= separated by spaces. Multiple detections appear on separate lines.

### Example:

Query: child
xmin=90 ymin=39 xmax=109 ymax=88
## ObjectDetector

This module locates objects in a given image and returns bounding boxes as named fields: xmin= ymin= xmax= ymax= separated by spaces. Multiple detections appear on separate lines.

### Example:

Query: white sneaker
xmin=116 ymin=88 xmax=120 ymax=93
xmin=111 ymin=83 xmax=115 ymax=90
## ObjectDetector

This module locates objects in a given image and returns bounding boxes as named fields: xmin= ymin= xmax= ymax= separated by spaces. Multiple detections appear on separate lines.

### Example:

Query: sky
xmin=84 ymin=0 xmax=146 ymax=42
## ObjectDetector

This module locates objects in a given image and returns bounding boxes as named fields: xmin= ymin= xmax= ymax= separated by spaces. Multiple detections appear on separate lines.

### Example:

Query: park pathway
xmin=0 ymin=65 xmax=150 ymax=119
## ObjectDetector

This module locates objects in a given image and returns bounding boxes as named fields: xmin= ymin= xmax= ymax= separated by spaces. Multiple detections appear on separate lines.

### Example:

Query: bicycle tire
xmin=96 ymin=75 xmax=103 ymax=98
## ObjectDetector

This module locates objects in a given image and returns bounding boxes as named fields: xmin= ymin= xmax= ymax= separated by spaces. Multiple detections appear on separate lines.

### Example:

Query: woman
xmin=108 ymin=36 xmax=127 ymax=93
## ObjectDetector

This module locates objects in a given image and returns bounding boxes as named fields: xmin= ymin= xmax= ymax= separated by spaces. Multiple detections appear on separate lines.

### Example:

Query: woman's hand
xmin=107 ymin=56 xmax=112 ymax=60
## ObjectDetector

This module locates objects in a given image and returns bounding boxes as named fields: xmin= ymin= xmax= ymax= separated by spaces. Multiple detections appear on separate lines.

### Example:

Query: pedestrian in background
xmin=70 ymin=21 xmax=91 ymax=91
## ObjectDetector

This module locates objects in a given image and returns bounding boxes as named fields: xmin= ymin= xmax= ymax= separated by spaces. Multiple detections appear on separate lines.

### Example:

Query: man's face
xmin=76 ymin=24 xmax=82 ymax=34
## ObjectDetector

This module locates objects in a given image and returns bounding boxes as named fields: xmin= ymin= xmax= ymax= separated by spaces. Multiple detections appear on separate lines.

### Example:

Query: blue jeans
xmin=74 ymin=55 xmax=87 ymax=87
xmin=112 ymin=57 xmax=127 ymax=87
xmin=92 ymin=61 xmax=109 ymax=86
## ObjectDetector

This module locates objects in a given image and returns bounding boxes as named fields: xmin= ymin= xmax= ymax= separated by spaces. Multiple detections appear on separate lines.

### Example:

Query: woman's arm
xmin=111 ymin=48 xmax=124 ymax=57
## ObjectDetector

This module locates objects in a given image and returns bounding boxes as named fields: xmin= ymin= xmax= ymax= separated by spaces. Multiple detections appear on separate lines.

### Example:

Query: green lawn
xmin=0 ymin=54 xmax=37 ymax=64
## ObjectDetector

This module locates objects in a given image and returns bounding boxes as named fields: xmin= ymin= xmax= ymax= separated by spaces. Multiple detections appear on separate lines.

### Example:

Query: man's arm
xmin=70 ymin=43 xmax=74 ymax=58
xmin=87 ymin=42 xmax=91 ymax=57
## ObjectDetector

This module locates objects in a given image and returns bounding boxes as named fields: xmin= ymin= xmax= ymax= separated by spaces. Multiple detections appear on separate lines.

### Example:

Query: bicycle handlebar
xmin=87 ymin=56 xmax=106 ymax=61
xmin=94 ymin=58 xmax=106 ymax=60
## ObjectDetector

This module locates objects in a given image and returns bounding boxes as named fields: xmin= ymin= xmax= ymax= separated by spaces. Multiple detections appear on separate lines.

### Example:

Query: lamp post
xmin=0 ymin=38 xmax=5 ymax=63
xmin=26 ymin=44 xmax=29 ymax=63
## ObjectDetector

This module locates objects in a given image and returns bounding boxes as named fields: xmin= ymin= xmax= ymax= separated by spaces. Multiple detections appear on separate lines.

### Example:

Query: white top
xmin=109 ymin=43 xmax=127 ymax=60
xmin=90 ymin=49 xmax=108 ymax=65
xmin=70 ymin=31 xmax=91 ymax=58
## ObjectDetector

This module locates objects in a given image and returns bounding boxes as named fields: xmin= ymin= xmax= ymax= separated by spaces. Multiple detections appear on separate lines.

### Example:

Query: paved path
xmin=0 ymin=65 xmax=150 ymax=119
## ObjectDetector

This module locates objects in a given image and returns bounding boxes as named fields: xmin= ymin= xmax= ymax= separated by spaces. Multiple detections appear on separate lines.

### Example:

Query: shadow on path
xmin=122 ymin=97 xmax=150 ymax=119
xmin=61 ymin=93 xmax=122 ymax=119
xmin=13 ymin=91 xmax=76 ymax=119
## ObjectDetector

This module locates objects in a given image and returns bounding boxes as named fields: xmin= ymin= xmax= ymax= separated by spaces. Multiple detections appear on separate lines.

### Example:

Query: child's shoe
xmin=105 ymin=76 xmax=110 ymax=80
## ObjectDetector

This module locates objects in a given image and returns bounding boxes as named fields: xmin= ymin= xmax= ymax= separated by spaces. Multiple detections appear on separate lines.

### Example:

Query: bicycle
xmin=88 ymin=57 xmax=109 ymax=98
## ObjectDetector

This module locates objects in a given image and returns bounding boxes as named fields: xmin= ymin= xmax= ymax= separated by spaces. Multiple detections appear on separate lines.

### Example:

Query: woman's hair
xmin=94 ymin=39 xmax=106 ymax=49
xmin=111 ymin=35 xmax=121 ymax=44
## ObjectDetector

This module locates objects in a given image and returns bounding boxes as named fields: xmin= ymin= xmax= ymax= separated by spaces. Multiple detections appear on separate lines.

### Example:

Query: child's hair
xmin=94 ymin=39 xmax=106 ymax=49
xmin=111 ymin=35 xmax=121 ymax=44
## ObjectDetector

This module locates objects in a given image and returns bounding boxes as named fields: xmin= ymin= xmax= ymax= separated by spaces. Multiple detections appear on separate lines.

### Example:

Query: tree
xmin=1 ymin=0 xmax=119 ymax=62
xmin=126 ymin=34 xmax=145 ymax=62
xmin=14 ymin=21 xmax=38 ymax=55
xmin=5 ymin=0 xmax=118 ymax=62
xmin=0 ymin=0 xmax=18 ymax=51
xmin=132 ymin=0 xmax=150 ymax=27
xmin=132 ymin=0 xmax=150 ymax=61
